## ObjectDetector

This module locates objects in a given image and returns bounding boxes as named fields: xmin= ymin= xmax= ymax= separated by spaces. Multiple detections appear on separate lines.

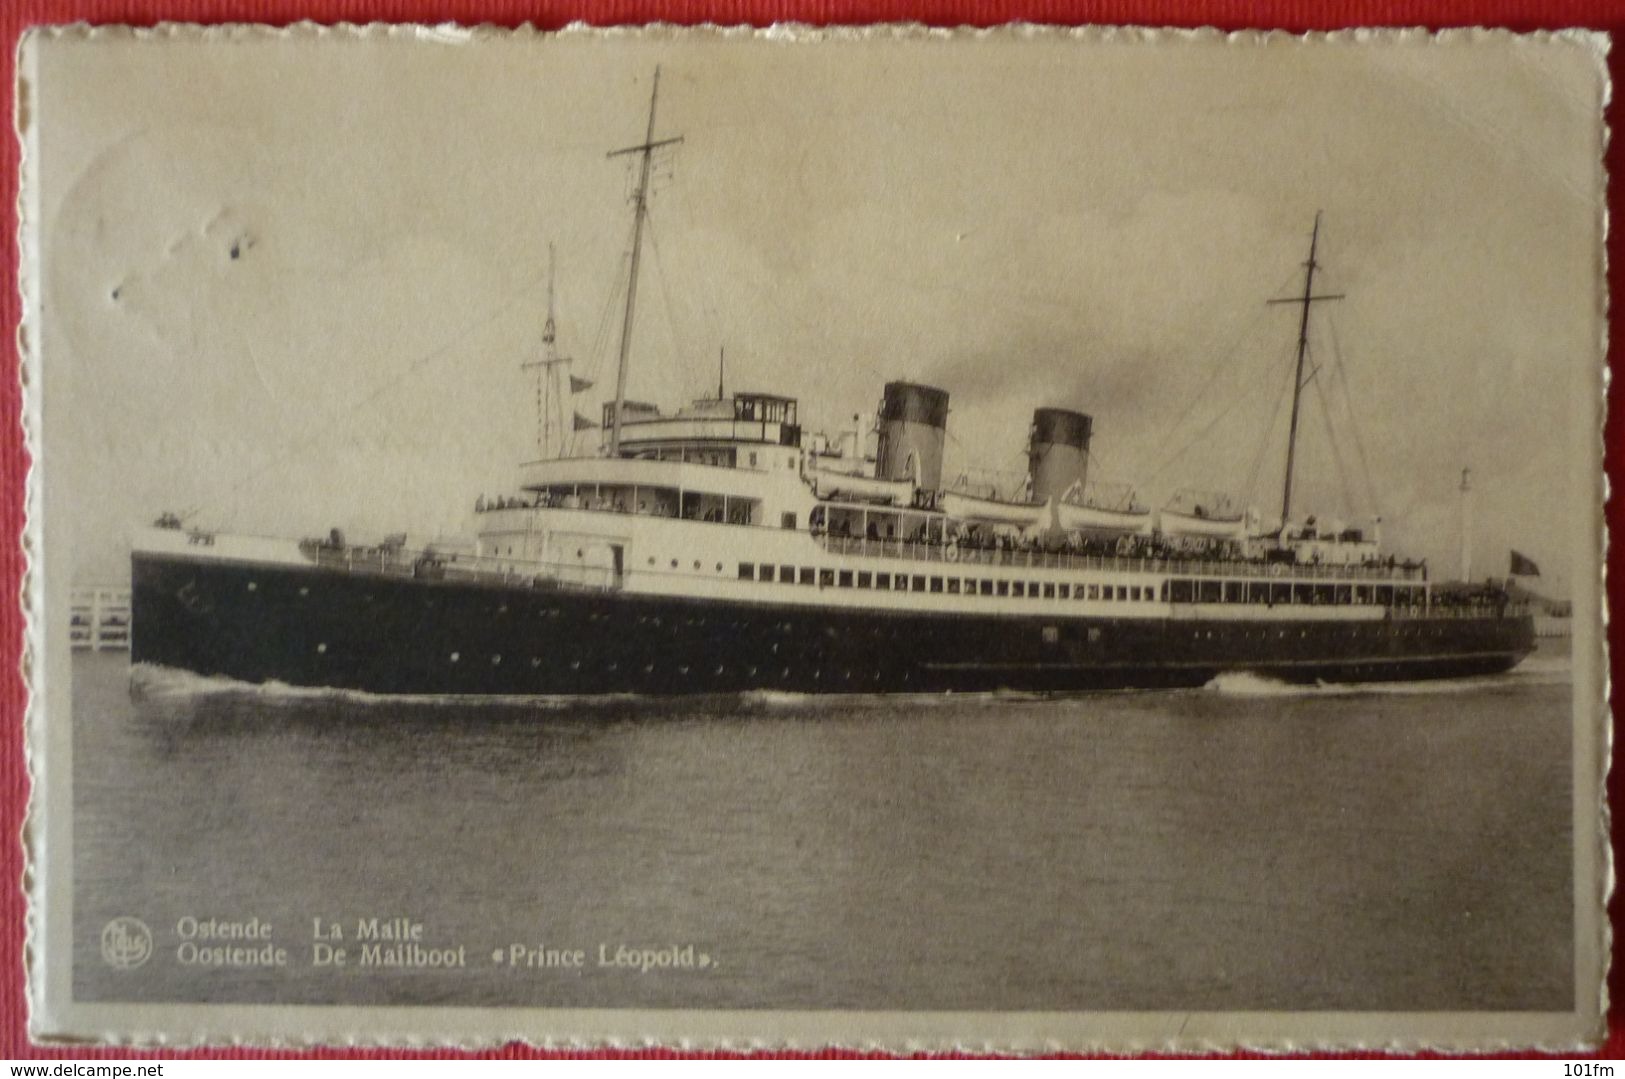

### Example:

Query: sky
xmin=27 ymin=26 xmax=1607 ymax=595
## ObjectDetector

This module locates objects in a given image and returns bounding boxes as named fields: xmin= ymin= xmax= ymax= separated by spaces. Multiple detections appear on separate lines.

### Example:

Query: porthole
xmin=491 ymin=654 xmax=502 ymax=665
xmin=298 ymin=586 xmax=309 ymax=596
xmin=316 ymin=642 xmax=327 ymax=654
xmin=671 ymin=559 xmax=679 ymax=568
xmin=246 ymin=582 xmax=258 ymax=592
xmin=450 ymin=651 xmax=460 ymax=662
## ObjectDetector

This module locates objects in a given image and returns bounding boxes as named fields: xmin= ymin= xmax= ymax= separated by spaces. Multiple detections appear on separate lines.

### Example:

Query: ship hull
xmin=131 ymin=551 xmax=1535 ymax=696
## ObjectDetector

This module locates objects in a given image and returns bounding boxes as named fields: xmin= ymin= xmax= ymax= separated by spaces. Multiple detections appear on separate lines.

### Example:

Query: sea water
xmin=68 ymin=643 xmax=1574 ymax=1011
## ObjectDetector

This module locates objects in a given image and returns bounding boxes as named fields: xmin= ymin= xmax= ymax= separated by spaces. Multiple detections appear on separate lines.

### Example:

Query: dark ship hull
xmin=131 ymin=551 xmax=1536 ymax=697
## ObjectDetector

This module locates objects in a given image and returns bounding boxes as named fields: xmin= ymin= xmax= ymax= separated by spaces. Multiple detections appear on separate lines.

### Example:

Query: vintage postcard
xmin=17 ymin=23 xmax=1610 ymax=1051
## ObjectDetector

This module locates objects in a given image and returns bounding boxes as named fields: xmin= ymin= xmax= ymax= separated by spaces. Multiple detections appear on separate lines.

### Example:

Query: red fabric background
xmin=0 ymin=0 xmax=1618 ymax=1060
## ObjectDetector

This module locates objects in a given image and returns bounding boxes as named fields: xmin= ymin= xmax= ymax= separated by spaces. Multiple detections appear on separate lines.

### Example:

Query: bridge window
xmin=858 ymin=571 xmax=873 ymax=589
xmin=1058 ymin=584 xmax=1070 ymax=599
xmin=1168 ymin=580 xmax=1194 ymax=603
xmin=996 ymin=580 xmax=1009 ymax=597
xmin=947 ymin=579 xmax=961 ymax=594
xmin=1248 ymin=582 xmax=1269 ymax=604
xmin=737 ymin=562 xmax=755 ymax=580
xmin=781 ymin=512 xmax=797 ymax=530
xmin=779 ymin=565 xmax=796 ymax=583
xmin=913 ymin=575 xmax=927 ymax=591
xmin=758 ymin=564 xmax=774 ymax=582
xmin=980 ymin=580 xmax=994 ymax=596
xmin=838 ymin=570 xmax=853 ymax=588
xmin=1197 ymin=581 xmax=1221 ymax=603
xmin=930 ymin=577 xmax=944 ymax=594
xmin=1012 ymin=582 xmax=1025 ymax=598
xmin=820 ymin=569 xmax=835 ymax=587
xmin=876 ymin=573 xmax=891 ymax=589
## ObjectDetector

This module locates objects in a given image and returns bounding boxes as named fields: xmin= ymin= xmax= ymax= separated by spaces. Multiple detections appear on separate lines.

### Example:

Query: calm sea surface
xmin=70 ymin=644 xmax=1574 ymax=1012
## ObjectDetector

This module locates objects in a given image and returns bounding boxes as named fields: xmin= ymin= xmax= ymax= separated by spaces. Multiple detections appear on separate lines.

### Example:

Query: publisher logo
xmin=100 ymin=917 xmax=152 ymax=969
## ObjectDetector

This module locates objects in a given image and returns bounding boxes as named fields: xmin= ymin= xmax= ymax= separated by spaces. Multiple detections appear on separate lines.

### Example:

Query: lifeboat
xmin=1158 ymin=506 xmax=1248 ymax=540
xmin=1056 ymin=500 xmax=1156 ymax=536
xmin=807 ymin=467 xmax=914 ymax=505
xmin=940 ymin=490 xmax=1044 ymax=527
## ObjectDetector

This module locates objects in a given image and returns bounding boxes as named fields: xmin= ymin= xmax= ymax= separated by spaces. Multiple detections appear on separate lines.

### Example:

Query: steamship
xmin=128 ymin=73 xmax=1535 ymax=696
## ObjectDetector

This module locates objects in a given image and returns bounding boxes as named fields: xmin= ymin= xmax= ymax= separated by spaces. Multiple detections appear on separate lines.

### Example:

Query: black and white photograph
xmin=19 ymin=24 xmax=1609 ymax=1049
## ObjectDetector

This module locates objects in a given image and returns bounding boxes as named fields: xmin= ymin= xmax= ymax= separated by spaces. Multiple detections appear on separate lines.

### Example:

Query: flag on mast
xmin=1509 ymin=550 xmax=1541 ymax=577
xmin=569 ymin=375 xmax=595 ymax=394
xmin=572 ymin=412 xmax=599 ymax=431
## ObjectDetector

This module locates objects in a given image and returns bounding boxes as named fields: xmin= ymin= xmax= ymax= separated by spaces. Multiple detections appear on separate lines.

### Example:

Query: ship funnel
xmin=1027 ymin=407 xmax=1093 ymax=504
xmin=876 ymin=381 xmax=950 ymax=491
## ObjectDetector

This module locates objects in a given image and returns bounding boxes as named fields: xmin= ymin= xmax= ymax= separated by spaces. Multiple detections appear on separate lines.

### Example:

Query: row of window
xmin=1162 ymin=579 xmax=1426 ymax=607
xmin=736 ymin=562 xmax=1157 ymax=602
xmin=734 ymin=562 xmax=1429 ymax=608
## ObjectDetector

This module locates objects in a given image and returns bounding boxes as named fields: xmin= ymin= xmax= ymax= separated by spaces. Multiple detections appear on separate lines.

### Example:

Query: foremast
xmin=1268 ymin=212 xmax=1344 ymax=528
xmin=607 ymin=67 xmax=684 ymax=457
xmin=523 ymin=245 xmax=579 ymax=460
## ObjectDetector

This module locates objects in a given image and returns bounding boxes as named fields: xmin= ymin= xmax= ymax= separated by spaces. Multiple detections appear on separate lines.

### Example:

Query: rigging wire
xmin=1142 ymin=340 xmax=1297 ymax=490
xmin=1324 ymin=314 xmax=1382 ymax=516
xmin=564 ymin=218 xmax=640 ymax=453
xmin=582 ymin=219 xmax=639 ymax=389
xmin=1308 ymin=331 xmax=1361 ymax=519
xmin=221 ymin=265 xmax=556 ymax=507
xmin=1143 ymin=266 xmax=1301 ymax=471
xmin=1240 ymin=340 xmax=1297 ymax=507
xmin=644 ymin=208 xmax=705 ymax=400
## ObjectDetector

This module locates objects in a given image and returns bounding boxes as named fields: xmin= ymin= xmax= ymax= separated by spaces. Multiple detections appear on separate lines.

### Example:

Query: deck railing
xmin=814 ymin=535 xmax=1426 ymax=582
xmin=305 ymin=546 xmax=616 ymax=592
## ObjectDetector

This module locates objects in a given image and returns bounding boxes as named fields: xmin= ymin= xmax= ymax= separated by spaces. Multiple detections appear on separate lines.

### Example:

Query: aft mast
xmin=1268 ymin=211 xmax=1344 ymax=527
xmin=607 ymin=67 xmax=684 ymax=457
